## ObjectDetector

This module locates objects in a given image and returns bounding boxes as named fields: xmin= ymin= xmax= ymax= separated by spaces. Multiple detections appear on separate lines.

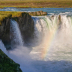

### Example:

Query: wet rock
xmin=0 ymin=17 xmax=11 ymax=50
xmin=0 ymin=12 xmax=34 ymax=49
xmin=17 ymin=12 xmax=34 ymax=43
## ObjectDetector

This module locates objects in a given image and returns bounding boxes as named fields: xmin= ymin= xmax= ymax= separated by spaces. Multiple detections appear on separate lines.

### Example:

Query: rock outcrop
xmin=16 ymin=13 xmax=34 ymax=43
xmin=0 ymin=12 xmax=34 ymax=49
xmin=29 ymin=11 xmax=47 ymax=16
xmin=0 ymin=11 xmax=47 ymax=49
xmin=0 ymin=16 xmax=11 ymax=49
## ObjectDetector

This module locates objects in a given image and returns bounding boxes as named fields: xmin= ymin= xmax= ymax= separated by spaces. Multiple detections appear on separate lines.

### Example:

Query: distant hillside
xmin=0 ymin=0 xmax=72 ymax=8
xmin=0 ymin=0 xmax=72 ymax=2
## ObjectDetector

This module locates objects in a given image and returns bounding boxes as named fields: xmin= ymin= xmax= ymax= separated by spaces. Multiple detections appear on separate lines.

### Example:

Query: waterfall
xmin=1 ymin=15 xmax=72 ymax=72
xmin=31 ymin=15 xmax=72 ymax=61
xmin=10 ymin=20 xmax=24 ymax=47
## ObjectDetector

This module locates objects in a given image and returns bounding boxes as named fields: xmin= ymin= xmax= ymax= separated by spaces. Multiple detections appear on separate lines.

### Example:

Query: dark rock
xmin=17 ymin=12 xmax=34 ymax=43
xmin=0 ymin=17 xmax=11 ymax=50
xmin=0 ymin=12 xmax=34 ymax=49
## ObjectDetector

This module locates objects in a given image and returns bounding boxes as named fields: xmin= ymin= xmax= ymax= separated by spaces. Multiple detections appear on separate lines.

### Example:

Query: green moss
xmin=0 ymin=49 xmax=22 ymax=72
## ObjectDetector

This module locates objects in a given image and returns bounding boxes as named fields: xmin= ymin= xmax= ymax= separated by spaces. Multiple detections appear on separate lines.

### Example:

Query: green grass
xmin=0 ymin=11 xmax=24 ymax=25
xmin=0 ymin=49 xmax=22 ymax=72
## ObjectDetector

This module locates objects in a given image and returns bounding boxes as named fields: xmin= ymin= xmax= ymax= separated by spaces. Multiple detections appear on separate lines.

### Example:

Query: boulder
xmin=0 ymin=17 xmax=11 ymax=50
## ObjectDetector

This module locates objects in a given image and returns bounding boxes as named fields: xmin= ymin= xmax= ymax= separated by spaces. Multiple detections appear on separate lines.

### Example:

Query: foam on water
xmin=31 ymin=15 xmax=72 ymax=61
xmin=0 ymin=40 xmax=72 ymax=72
xmin=10 ymin=20 xmax=24 ymax=46
xmin=0 ymin=14 xmax=72 ymax=72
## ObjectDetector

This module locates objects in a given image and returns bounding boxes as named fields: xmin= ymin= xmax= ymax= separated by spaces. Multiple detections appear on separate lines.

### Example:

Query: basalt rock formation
xmin=16 ymin=13 xmax=34 ymax=43
xmin=0 ymin=11 xmax=47 ymax=49
xmin=0 ymin=12 xmax=34 ymax=49
xmin=0 ymin=16 xmax=11 ymax=49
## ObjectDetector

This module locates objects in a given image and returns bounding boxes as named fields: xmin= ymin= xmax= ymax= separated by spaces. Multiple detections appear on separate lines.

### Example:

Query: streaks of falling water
xmin=31 ymin=15 xmax=72 ymax=61
xmin=10 ymin=20 xmax=24 ymax=47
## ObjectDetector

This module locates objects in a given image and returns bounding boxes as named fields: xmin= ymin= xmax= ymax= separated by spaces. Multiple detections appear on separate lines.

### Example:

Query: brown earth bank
xmin=0 ymin=1 xmax=72 ymax=8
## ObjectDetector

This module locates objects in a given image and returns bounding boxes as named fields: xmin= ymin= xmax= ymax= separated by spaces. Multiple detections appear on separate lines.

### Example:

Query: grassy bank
xmin=0 ymin=11 xmax=47 ymax=25
xmin=0 ymin=11 xmax=23 ymax=25
xmin=0 ymin=49 xmax=22 ymax=72
xmin=0 ymin=0 xmax=72 ymax=8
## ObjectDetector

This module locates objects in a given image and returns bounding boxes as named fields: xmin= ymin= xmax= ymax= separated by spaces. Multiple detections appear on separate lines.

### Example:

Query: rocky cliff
xmin=16 ymin=13 xmax=34 ymax=43
xmin=0 ymin=12 xmax=34 ymax=49
xmin=0 ymin=16 xmax=11 ymax=49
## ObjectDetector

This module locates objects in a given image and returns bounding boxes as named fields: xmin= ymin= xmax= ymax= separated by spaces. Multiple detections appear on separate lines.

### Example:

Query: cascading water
xmin=10 ymin=20 xmax=24 ymax=47
xmin=0 ymin=15 xmax=72 ymax=72
xmin=31 ymin=15 xmax=72 ymax=61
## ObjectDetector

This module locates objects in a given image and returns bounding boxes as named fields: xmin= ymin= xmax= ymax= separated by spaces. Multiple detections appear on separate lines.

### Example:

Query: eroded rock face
xmin=17 ymin=13 xmax=34 ymax=43
xmin=0 ymin=12 xmax=34 ymax=49
xmin=0 ymin=17 xmax=11 ymax=49
xmin=29 ymin=11 xmax=47 ymax=16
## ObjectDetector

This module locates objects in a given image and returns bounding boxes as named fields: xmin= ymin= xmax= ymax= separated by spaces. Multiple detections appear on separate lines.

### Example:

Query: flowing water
xmin=0 ymin=8 xmax=72 ymax=72
xmin=10 ymin=20 xmax=24 ymax=47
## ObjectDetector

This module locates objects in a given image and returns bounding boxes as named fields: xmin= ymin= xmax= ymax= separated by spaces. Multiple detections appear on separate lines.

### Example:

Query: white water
xmin=0 ymin=15 xmax=72 ymax=72
xmin=10 ymin=20 xmax=23 ymax=46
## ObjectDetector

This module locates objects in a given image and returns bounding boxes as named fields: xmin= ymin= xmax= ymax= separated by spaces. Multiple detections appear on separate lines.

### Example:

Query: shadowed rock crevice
xmin=0 ymin=17 xmax=11 ymax=49
xmin=17 ymin=13 xmax=34 ymax=43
